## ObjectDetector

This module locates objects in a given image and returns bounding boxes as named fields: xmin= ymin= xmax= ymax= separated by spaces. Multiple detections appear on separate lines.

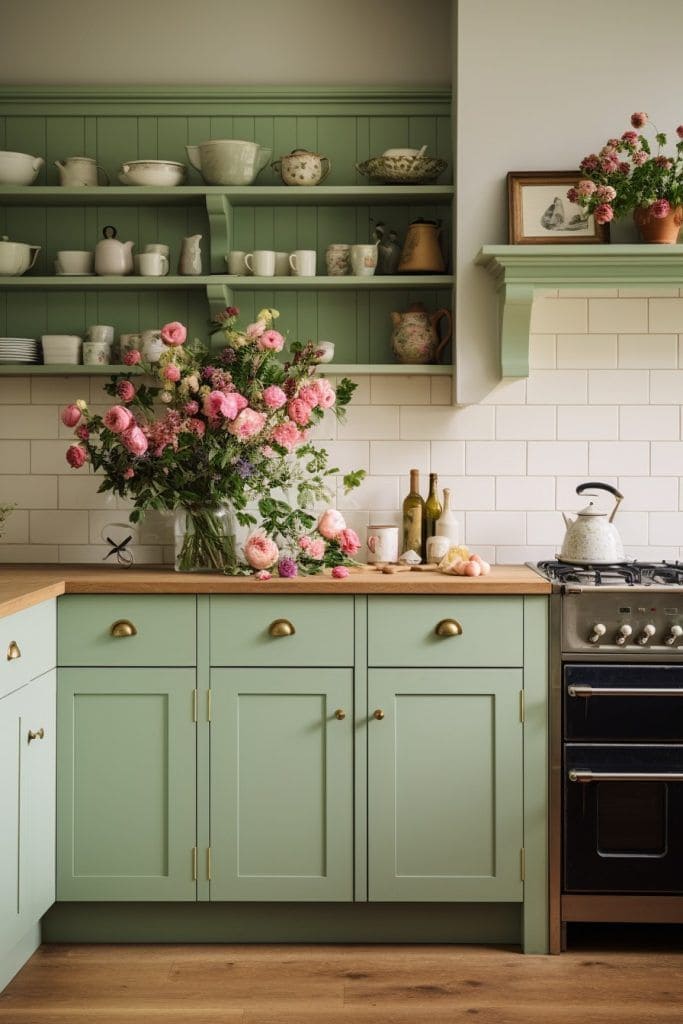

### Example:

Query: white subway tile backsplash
xmin=479 ymin=379 xmax=526 ymax=405
xmin=0 ymin=544 xmax=60 ymax=563
xmin=496 ymin=476 xmax=555 ymax=510
xmin=430 ymin=376 xmax=453 ymax=405
xmin=31 ymin=440 xmax=72 ymax=475
xmin=648 ymin=513 xmax=683 ymax=547
xmin=618 ymin=476 xmax=678 ymax=512
xmin=525 ymin=511 xmax=564 ymax=546
xmin=58 ymin=475 xmax=117 ymax=510
xmin=528 ymin=442 xmax=588 ymax=476
xmin=619 ymin=335 xmax=677 ymax=368
xmin=557 ymin=406 xmax=618 ymax=440
xmin=0 ymin=441 xmax=30 ymax=474
xmin=616 ymin=511 xmax=649 ymax=546
xmin=496 ymin=545 xmax=555 ymax=564
xmin=589 ymin=370 xmax=649 ymax=404
xmin=0 ymin=379 xmax=30 ymax=404
xmin=526 ymin=370 xmax=587 ymax=405
xmin=530 ymin=297 xmax=587 ymax=334
xmin=30 ymin=510 xmax=89 ymax=544
xmin=322 ymin=441 xmax=370 ymax=475
xmin=496 ymin=406 xmax=555 ymax=440
xmin=337 ymin=475 xmax=400 ymax=512
xmin=557 ymin=334 xmax=617 ymax=368
xmin=465 ymin=511 xmax=524 ymax=545
xmin=430 ymin=441 xmax=466 ymax=476
xmin=439 ymin=476 xmax=495 ymax=511
xmin=400 ymin=405 xmax=494 ymax=440
xmin=58 ymin=545 xmax=164 ymax=564
xmin=589 ymin=441 xmax=650 ymax=476
xmin=0 ymin=405 xmax=57 ymax=440
xmin=0 ymin=509 xmax=28 ymax=544
xmin=337 ymin=405 xmax=398 ymax=441
xmin=589 ymin=298 xmax=648 ymax=333
xmin=619 ymin=406 xmax=679 ymax=441
xmin=528 ymin=334 xmax=556 ymax=369
xmin=649 ymin=298 xmax=683 ymax=333
xmin=649 ymin=370 xmax=683 ymax=404
xmin=370 ymin=375 xmax=430 ymax=405
xmin=652 ymin=443 xmax=683 ymax=476
xmin=555 ymin=476 xmax=618 ymax=511
xmin=466 ymin=441 xmax=526 ymax=475
xmin=0 ymin=475 xmax=57 ymax=509
xmin=31 ymin=376 xmax=88 ymax=405
xmin=369 ymin=441 xmax=429 ymax=476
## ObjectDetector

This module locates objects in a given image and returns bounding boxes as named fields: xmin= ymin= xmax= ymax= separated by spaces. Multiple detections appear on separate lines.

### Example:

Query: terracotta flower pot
xmin=633 ymin=205 xmax=683 ymax=243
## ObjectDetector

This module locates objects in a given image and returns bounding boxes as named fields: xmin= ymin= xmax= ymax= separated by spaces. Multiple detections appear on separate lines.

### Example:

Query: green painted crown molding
xmin=476 ymin=244 xmax=683 ymax=378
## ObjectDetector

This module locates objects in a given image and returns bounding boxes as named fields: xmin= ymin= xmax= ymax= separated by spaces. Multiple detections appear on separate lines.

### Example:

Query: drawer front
xmin=58 ymin=595 xmax=196 ymax=666
xmin=368 ymin=596 xmax=523 ymax=667
xmin=210 ymin=596 xmax=354 ymax=666
xmin=0 ymin=600 xmax=56 ymax=699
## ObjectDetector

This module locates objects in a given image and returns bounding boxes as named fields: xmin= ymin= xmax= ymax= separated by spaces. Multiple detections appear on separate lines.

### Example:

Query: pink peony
xmin=66 ymin=444 xmax=87 ymax=469
xmin=245 ymin=320 xmax=266 ymax=340
xmin=255 ymin=570 xmax=272 ymax=581
xmin=287 ymin=398 xmax=312 ymax=426
xmin=117 ymin=379 xmax=135 ymax=403
xmin=313 ymin=377 xmax=336 ymax=409
xmin=271 ymin=421 xmax=301 ymax=450
xmin=594 ymin=203 xmax=614 ymax=225
xmin=244 ymin=528 xmax=279 ymax=570
xmin=339 ymin=527 xmax=361 ymax=556
xmin=317 ymin=508 xmax=346 ymax=540
xmin=332 ymin=566 xmax=349 ymax=579
xmin=298 ymin=384 xmax=320 ymax=408
xmin=123 ymin=349 xmax=141 ymax=365
xmin=75 ymin=425 xmax=89 ymax=441
xmin=164 ymin=365 xmax=181 ymax=382
xmin=299 ymin=536 xmax=311 ymax=550
xmin=122 ymin=425 xmax=148 ymax=456
xmin=263 ymin=385 xmax=287 ymax=409
xmin=61 ymin=403 xmax=81 ymax=427
xmin=123 ymin=467 xmax=135 ymax=480
xmin=595 ymin=184 xmax=617 ymax=202
xmin=308 ymin=538 xmax=325 ymax=560
xmin=228 ymin=407 xmax=267 ymax=439
xmin=257 ymin=329 xmax=285 ymax=352
xmin=651 ymin=198 xmax=672 ymax=219
xmin=103 ymin=405 xmax=134 ymax=434
xmin=160 ymin=321 xmax=187 ymax=347
xmin=631 ymin=111 xmax=648 ymax=129
xmin=186 ymin=418 xmax=206 ymax=436
xmin=184 ymin=400 xmax=199 ymax=415
xmin=202 ymin=390 xmax=242 ymax=421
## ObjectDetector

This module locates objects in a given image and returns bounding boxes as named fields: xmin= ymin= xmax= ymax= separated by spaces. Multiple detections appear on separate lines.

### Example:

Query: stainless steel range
xmin=530 ymin=560 xmax=683 ymax=952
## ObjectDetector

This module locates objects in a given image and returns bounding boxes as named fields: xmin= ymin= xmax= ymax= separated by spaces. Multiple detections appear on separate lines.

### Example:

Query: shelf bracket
xmin=205 ymin=193 xmax=232 ymax=274
xmin=499 ymin=283 xmax=534 ymax=379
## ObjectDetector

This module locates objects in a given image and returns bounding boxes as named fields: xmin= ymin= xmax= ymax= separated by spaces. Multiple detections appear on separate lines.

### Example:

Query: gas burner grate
xmin=536 ymin=560 xmax=683 ymax=587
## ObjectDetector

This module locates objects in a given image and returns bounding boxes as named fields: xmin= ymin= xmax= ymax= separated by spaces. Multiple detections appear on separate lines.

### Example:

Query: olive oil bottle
xmin=402 ymin=468 xmax=426 ymax=559
xmin=425 ymin=472 xmax=442 ymax=537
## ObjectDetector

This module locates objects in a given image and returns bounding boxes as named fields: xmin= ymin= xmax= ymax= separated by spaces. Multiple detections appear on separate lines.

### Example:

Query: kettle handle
xmin=430 ymin=308 xmax=452 ymax=362
xmin=576 ymin=481 xmax=624 ymax=522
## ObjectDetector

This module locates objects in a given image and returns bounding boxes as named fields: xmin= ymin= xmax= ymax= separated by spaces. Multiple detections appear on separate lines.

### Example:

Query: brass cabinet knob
xmin=110 ymin=619 xmax=138 ymax=638
xmin=269 ymin=618 xmax=296 ymax=638
xmin=28 ymin=727 xmax=45 ymax=743
xmin=435 ymin=618 xmax=463 ymax=638
xmin=7 ymin=640 xmax=21 ymax=661
xmin=373 ymin=709 xmax=385 ymax=720
xmin=334 ymin=708 xmax=346 ymax=720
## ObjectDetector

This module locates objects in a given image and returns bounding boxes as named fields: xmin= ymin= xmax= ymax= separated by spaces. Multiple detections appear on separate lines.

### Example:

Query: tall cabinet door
xmin=21 ymin=670 xmax=56 ymax=924
xmin=368 ymin=668 xmax=524 ymax=902
xmin=210 ymin=668 xmax=353 ymax=901
xmin=57 ymin=668 xmax=197 ymax=900
xmin=0 ymin=686 xmax=24 ymax=950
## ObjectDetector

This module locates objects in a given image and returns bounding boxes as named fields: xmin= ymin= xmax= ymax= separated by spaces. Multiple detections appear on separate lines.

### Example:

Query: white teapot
xmin=94 ymin=225 xmax=134 ymax=276
xmin=560 ymin=481 xmax=625 ymax=565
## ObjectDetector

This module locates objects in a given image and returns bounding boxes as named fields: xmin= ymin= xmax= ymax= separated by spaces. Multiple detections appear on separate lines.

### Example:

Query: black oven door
xmin=564 ymin=744 xmax=683 ymax=893
xmin=565 ymin=664 xmax=683 ymax=742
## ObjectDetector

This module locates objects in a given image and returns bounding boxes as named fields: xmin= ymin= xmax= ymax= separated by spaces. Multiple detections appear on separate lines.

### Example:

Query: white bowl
xmin=314 ymin=341 xmax=335 ymax=363
xmin=0 ymin=150 xmax=44 ymax=186
xmin=118 ymin=160 xmax=186 ymax=187
xmin=382 ymin=147 xmax=421 ymax=159
xmin=41 ymin=334 xmax=82 ymax=364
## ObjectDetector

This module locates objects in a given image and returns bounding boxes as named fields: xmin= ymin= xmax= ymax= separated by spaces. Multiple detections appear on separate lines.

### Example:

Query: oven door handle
xmin=567 ymin=684 xmax=683 ymax=698
xmin=569 ymin=769 xmax=683 ymax=783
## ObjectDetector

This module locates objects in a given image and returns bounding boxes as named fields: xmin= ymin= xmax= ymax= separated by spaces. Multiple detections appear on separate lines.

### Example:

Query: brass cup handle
xmin=334 ymin=708 xmax=346 ymax=720
xmin=269 ymin=618 xmax=296 ymax=638
xmin=110 ymin=619 xmax=138 ymax=638
xmin=7 ymin=640 xmax=21 ymax=660
xmin=435 ymin=618 xmax=463 ymax=638
xmin=28 ymin=727 xmax=45 ymax=743
xmin=373 ymin=709 xmax=385 ymax=720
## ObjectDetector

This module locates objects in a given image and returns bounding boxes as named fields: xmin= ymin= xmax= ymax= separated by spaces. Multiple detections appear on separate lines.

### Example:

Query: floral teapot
xmin=559 ymin=481 xmax=625 ymax=564
xmin=390 ymin=302 xmax=452 ymax=364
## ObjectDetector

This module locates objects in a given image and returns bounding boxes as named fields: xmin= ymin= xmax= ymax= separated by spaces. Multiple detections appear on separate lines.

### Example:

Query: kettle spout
xmin=562 ymin=512 xmax=574 ymax=529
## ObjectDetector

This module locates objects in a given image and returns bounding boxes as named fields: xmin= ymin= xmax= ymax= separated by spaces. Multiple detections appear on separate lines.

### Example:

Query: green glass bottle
xmin=402 ymin=468 xmax=426 ymax=559
xmin=425 ymin=472 xmax=442 ymax=538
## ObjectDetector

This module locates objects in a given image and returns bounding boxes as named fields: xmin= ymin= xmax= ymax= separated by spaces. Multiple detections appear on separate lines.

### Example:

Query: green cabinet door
xmin=57 ymin=668 xmax=197 ymax=901
xmin=0 ymin=685 xmax=24 ymax=951
xmin=368 ymin=668 xmax=524 ymax=902
xmin=21 ymin=670 xmax=56 ymax=924
xmin=210 ymin=668 xmax=353 ymax=901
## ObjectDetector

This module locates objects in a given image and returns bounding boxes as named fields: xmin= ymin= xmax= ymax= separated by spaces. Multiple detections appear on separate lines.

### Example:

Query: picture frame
xmin=507 ymin=171 xmax=610 ymax=244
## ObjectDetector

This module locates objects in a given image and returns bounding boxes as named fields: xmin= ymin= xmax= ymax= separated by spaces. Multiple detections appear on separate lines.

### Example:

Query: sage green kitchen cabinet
xmin=368 ymin=667 xmax=524 ymax=902
xmin=57 ymin=668 xmax=197 ymax=901
xmin=209 ymin=668 xmax=353 ymax=901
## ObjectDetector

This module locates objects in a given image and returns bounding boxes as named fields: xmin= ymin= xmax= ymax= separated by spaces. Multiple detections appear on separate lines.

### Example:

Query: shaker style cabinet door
xmin=368 ymin=668 xmax=524 ymax=902
xmin=210 ymin=668 xmax=353 ymax=901
xmin=21 ymin=669 xmax=56 ymax=925
xmin=0 ymin=686 xmax=25 ymax=951
xmin=57 ymin=668 xmax=197 ymax=900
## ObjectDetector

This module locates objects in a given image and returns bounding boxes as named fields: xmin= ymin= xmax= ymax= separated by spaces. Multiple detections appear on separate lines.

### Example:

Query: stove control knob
xmin=588 ymin=623 xmax=607 ymax=644
xmin=665 ymin=624 xmax=683 ymax=647
xmin=637 ymin=624 xmax=657 ymax=646
xmin=615 ymin=624 xmax=633 ymax=646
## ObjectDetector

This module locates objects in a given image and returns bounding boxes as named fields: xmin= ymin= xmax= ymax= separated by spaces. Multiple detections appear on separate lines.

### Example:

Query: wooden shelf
xmin=2 ymin=274 xmax=454 ymax=291
xmin=476 ymin=244 xmax=683 ymax=378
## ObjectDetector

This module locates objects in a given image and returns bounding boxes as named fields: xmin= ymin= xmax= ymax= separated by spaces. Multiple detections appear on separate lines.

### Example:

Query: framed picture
xmin=507 ymin=171 xmax=610 ymax=244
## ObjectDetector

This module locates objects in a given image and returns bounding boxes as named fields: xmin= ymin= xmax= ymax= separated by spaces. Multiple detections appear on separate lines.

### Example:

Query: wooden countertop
xmin=0 ymin=564 xmax=550 ymax=618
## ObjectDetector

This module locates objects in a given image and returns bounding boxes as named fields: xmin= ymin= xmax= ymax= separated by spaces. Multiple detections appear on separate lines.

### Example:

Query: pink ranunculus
xmin=308 ymin=538 xmax=325 ymax=560
xmin=103 ymin=405 xmax=134 ymax=434
xmin=66 ymin=444 xmax=87 ymax=469
xmin=287 ymin=398 xmax=312 ymax=426
xmin=651 ymin=199 xmax=672 ymax=219
xmin=317 ymin=508 xmax=346 ymax=540
xmin=631 ymin=111 xmax=648 ymax=129
xmin=164 ymin=364 xmax=181 ymax=382
xmin=123 ymin=467 xmax=135 ymax=480
xmin=271 ymin=421 xmax=301 ymax=450
xmin=75 ymin=425 xmax=90 ymax=441
xmin=594 ymin=203 xmax=614 ymax=225
xmin=123 ymin=349 xmax=141 ymax=365
xmin=245 ymin=320 xmax=266 ymax=340
xmin=618 ymin=161 xmax=630 ymax=175
xmin=621 ymin=130 xmax=639 ymax=143
xmin=257 ymin=329 xmax=285 ymax=352
xmin=579 ymin=154 xmax=600 ymax=174
xmin=595 ymin=184 xmax=617 ymax=202
xmin=566 ymin=187 xmax=579 ymax=203
xmin=243 ymin=528 xmax=279 ymax=570
xmin=601 ymin=155 xmax=620 ymax=174
xmin=61 ymin=403 xmax=81 ymax=427
xmin=160 ymin=321 xmax=187 ymax=347
xmin=228 ymin=408 xmax=267 ymax=439
xmin=184 ymin=400 xmax=199 ymax=415
xmin=298 ymin=384 xmax=320 ymax=408
xmin=122 ymin=425 xmax=148 ymax=456
xmin=332 ymin=566 xmax=349 ymax=579
xmin=339 ymin=527 xmax=361 ymax=556
xmin=632 ymin=150 xmax=648 ymax=166
xmin=117 ymin=379 xmax=136 ymax=403
xmin=313 ymin=377 xmax=336 ymax=409
xmin=263 ymin=385 xmax=287 ymax=409
xmin=576 ymin=179 xmax=596 ymax=197
xmin=186 ymin=418 xmax=206 ymax=436
xmin=299 ymin=536 xmax=312 ymax=550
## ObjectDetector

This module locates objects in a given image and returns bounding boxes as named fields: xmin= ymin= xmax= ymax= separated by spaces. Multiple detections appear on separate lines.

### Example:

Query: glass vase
xmin=173 ymin=505 xmax=238 ymax=573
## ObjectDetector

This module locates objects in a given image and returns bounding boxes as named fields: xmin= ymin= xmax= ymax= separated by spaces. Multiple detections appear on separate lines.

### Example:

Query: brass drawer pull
xmin=334 ymin=708 xmax=346 ymax=720
xmin=28 ymin=727 xmax=45 ymax=743
xmin=435 ymin=618 xmax=462 ymax=638
xmin=110 ymin=619 xmax=138 ymax=638
xmin=269 ymin=618 xmax=295 ymax=638
xmin=7 ymin=640 xmax=21 ymax=661
xmin=373 ymin=709 xmax=385 ymax=720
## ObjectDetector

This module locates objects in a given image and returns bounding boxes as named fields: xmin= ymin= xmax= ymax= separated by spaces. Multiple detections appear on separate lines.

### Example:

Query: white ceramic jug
xmin=55 ymin=157 xmax=109 ymax=187
xmin=178 ymin=235 xmax=202 ymax=275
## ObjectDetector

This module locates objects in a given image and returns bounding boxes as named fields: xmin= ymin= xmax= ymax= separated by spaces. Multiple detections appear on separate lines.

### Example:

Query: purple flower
xmin=278 ymin=557 xmax=298 ymax=578
xmin=202 ymin=366 xmax=216 ymax=379
xmin=234 ymin=457 xmax=254 ymax=479
xmin=219 ymin=346 xmax=237 ymax=365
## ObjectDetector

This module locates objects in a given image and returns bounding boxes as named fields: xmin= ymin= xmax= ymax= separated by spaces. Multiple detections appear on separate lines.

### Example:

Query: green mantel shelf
xmin=476 ymin=244 xmax=683 ymax=378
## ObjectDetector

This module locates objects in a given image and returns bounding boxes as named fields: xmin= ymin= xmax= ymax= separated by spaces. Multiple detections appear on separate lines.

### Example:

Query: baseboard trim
xmin=0 ymin=923 xmax=41 ymax=994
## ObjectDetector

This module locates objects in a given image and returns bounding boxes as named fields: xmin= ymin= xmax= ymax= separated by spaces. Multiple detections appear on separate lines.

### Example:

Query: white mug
xmin=274 ymin=251 xmax=290 ymax=276
xmin=350 ymin=243 xmax=378 ymax=277
xmin=135 ymin=252 xmax=169 ymax=277
xmin=226 ymin=250 xmax=249 ymax=276
xmin=244 ymin=250 xmax=275 ymax=276
xmin=55 ymin=250 xmax=94 ymax=274
xmin=145 ymin=243 xmax=170 ymax=259
xmin=82 ymin=341 xmax=111 ymax=365
xmin=366 ymin=524 xmax=399 ymax=564
xmin=87 ymin=324 xmax=115 ymax=346
xmin=289 ymin=249 xmax=316 ymax=277
xmin=140 ymin=329 xmax=164 ymax=363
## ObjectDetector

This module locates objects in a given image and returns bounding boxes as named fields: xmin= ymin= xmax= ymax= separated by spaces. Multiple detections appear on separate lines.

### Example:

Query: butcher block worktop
xmin=0 ymin=564 xmax=549 ymax=618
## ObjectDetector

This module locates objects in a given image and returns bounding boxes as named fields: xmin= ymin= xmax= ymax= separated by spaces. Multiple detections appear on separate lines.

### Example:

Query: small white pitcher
xmin=55 ymin=157 xmax=109 ymax=187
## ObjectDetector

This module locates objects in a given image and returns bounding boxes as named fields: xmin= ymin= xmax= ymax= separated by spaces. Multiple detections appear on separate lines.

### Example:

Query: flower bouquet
xmin=63 ymin=309 xmax=365 ymax=575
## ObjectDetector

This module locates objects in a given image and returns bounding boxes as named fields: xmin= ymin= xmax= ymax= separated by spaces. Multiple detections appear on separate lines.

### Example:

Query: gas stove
xmin=531 ymin=559 xmax=683 ymax=592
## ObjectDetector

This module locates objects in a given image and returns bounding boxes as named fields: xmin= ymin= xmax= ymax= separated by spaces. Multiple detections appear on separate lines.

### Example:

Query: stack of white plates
xmin=0 ymin=337 xmax=40 ymax=364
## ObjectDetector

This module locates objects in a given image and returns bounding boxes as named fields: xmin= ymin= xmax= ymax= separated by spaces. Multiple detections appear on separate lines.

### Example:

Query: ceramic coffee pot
xmin=390 ymin=302 xmax=452 ymax=364
xmin=94 ymin=225 xmax=134 ymax=276
xmin=398 ymin=218 xmax=445 ymax=273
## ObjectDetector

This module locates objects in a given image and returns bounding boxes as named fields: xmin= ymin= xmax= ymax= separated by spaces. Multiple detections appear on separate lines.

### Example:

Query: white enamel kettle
xmin=559 ymin=481 xmax=625 ymax=564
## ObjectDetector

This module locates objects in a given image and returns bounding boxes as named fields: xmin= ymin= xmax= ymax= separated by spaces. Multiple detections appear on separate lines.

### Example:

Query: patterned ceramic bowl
xmin=355 ymin=155 xmax=448 ymax=185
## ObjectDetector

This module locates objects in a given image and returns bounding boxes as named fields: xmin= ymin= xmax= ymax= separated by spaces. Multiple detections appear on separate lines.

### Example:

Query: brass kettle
xmin=398 ymin=218 xmax=445 ymax=273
